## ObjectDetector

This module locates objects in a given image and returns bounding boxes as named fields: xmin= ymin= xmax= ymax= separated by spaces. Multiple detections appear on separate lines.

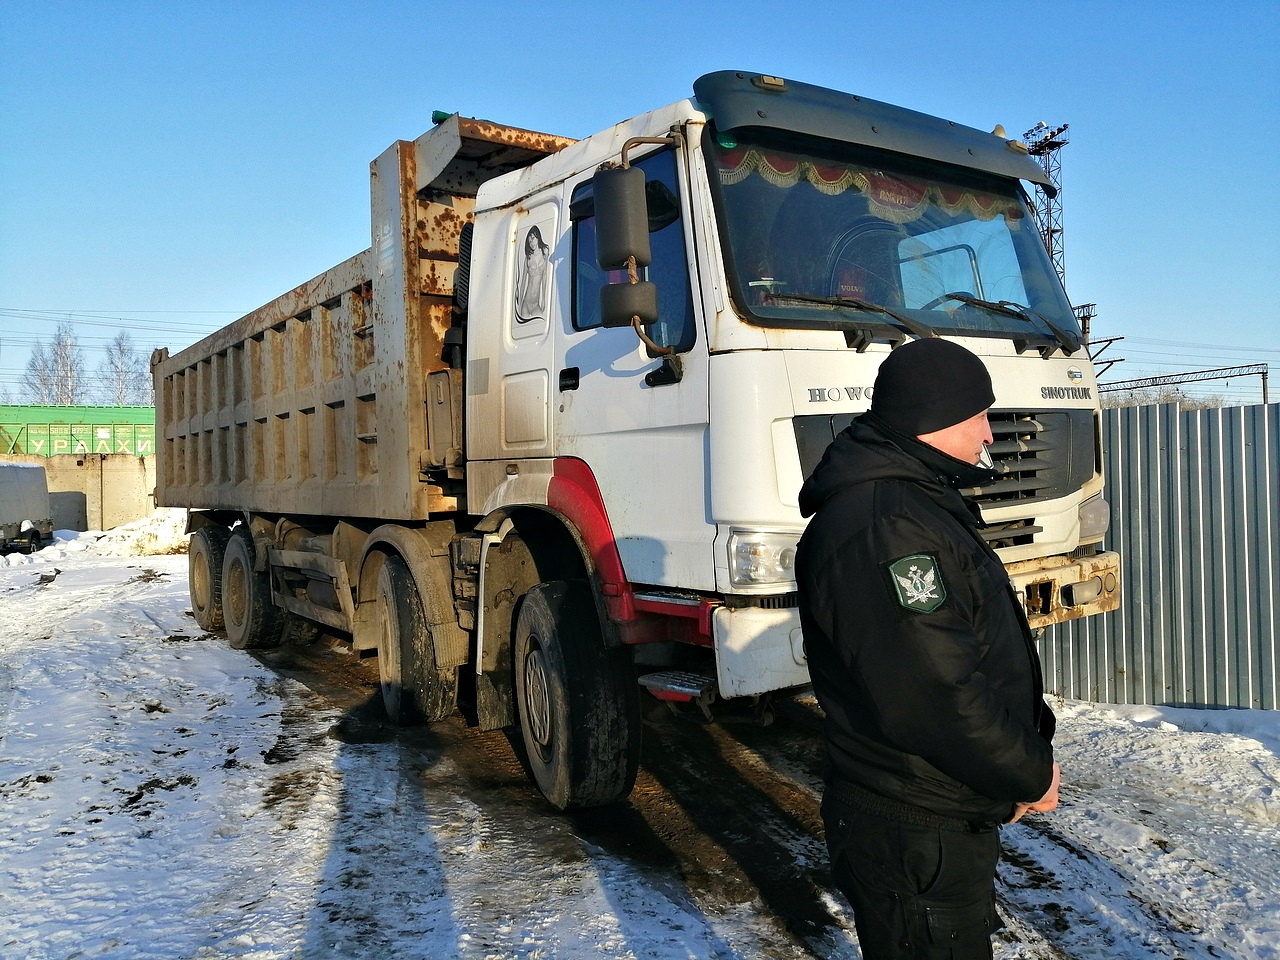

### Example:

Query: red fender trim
xmin=547 ymin=457 xmax=636 ymax=622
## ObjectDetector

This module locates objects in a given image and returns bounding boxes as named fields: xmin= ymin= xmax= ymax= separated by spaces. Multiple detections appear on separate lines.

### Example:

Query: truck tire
xmin=514 ymin=580 xmax=640 ymax=809
xmin=376 ymin=555 xmax=458 ymax=725
xmin=221 ymin=528 xmax=280 ymax=650
xmin=189 ymin=525 xmax=231 ymax=631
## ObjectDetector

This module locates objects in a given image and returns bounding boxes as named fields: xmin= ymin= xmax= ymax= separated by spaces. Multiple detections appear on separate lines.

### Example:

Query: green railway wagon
xmin=0 ymin=406 xmax=155 ymax=457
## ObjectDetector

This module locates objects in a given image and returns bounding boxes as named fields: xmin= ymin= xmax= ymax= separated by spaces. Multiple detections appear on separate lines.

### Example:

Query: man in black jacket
xmin=796 ymin=338 xmax=1059 ymax=960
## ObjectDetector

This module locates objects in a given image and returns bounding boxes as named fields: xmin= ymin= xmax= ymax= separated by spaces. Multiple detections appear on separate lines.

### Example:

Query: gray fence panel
xmin=1043 ymin=402 xmax=1280 ymax=709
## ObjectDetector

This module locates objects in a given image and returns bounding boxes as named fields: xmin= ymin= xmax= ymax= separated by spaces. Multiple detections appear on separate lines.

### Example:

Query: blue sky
xmin=2 ymin=0 xmax=1277 ymax=403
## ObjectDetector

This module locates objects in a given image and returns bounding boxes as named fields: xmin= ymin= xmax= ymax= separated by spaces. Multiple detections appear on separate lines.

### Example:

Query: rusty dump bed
xmin=152 ymin=117 xmax=573 ymax=522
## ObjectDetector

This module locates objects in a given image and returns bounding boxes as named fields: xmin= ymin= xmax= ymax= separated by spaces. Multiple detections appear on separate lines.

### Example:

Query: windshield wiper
xmin=934 ymin=293 xmax=1081 ymax=355
xmin=762 ymin=292 xmax=936 ymax=346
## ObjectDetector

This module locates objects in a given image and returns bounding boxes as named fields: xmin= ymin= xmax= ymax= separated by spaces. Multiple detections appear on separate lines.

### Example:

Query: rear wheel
xmin=514 ymin=580 xmax=640 ymax=809
xmin=189 ymin=526 xmax=231 ymax=631
xmin=376 ymin=555 xmax=458 ymax=725
xmin=221 ymin=528 xmax=280 ymax=650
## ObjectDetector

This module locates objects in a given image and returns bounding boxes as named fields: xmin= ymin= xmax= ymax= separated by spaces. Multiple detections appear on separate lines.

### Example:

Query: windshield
xmin=706 ymin=129 xmax=1081 ymax=346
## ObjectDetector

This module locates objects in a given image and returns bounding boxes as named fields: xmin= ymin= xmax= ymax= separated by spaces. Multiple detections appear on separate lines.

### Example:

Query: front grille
xmin=793 ymin=409 xmax=1096 ymax=549
xmin=724 ymin=592 xmax=800 ymax=610
xmin=966 ymin=411 xmax=1093 ymax=504
xmin=967 ymin=411 xmax=1094 ymax=547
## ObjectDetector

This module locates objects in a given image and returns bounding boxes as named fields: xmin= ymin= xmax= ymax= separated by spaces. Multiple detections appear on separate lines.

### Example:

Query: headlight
xmin=1078 ymin=495 xmax=1110 ymax=542
xmin=728 ymin=530 xmax=799 ymax=586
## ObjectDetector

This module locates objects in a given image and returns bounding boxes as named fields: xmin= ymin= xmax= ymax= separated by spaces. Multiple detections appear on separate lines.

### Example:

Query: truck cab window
xmin=706 ymin=130 xmax=1082 ymax=347
xmin=572 ymin=150 xmax=696 ymax=354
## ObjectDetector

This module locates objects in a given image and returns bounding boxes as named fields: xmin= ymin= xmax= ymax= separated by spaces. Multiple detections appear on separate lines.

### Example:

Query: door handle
xmin=558 ymin=367 xmax=580 ymax=391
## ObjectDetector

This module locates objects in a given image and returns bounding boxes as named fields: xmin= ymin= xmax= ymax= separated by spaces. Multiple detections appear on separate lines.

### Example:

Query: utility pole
xmin=1087 ymin=336 xmax=1125 ymax=378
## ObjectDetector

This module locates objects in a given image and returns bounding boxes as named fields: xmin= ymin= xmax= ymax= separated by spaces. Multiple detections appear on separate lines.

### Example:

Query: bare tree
xmin=23 ymin=340 xmax=57 ymax=404
xmin=50 ymin=322 xmax=86 ymax=404
xmin=20 ymin=323 xmax=91 ymax=406
xmin=1102 ymin=387 xmax=1226 ymax=409
xmin=0 ymin=340 xmax=11 ymax=403
xmin=23 ymin=322 xmax=87 ymax=405
xmin=97 ymin=331 xmax=152 ymax=405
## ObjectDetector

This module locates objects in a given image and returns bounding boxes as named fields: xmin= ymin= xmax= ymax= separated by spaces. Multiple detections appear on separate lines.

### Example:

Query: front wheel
xmin=514 ymin=580 xmax=640 ymax=809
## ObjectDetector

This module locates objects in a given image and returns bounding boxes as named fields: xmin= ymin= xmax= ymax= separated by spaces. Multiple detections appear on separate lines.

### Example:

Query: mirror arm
xmin=632 ymin=315 xmax=674 ymax=356
xmin=620 ymin=254 xmax=672 ymax=356
xmin=619 ymin=131 xmax=684 ymax=168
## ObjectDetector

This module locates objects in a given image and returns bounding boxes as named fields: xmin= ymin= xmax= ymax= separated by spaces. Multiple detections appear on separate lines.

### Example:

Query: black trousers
xmin=822 ymin=793 xmax=1002 ymax=959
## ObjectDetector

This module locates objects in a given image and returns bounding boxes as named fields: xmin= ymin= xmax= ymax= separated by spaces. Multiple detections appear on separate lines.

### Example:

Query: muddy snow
xmin=1 ymin=512 xmax=1277 ymax=959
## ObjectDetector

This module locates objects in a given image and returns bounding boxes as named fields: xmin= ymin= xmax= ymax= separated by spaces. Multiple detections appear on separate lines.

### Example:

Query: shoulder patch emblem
xmin=887 ymin=553 xmax=947 ymax=613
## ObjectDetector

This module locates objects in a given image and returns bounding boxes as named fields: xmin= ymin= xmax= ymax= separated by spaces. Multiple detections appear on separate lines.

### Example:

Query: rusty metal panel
xmin=1042 ymin=402 xmax=1280 ymax=709
xmin=152 ymin=254 xmax=376 ymax=516
xmin=152 ymin=117 xmax=569 ymax=524
xmin=413 ymin=115 xmax=574 ymax=197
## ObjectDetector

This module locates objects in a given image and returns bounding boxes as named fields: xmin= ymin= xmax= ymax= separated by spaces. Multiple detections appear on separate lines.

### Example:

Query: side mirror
xmin=600 ymin=281 xmax=658 ymax=329
xmin=594 ymin=166 xmax=652 ymax=269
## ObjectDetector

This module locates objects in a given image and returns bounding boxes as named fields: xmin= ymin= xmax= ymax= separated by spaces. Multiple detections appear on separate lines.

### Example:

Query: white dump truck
xmin=0 ymin=462 xmax=53 ymax=554
xmin=153 ymin=71 xmax=1120 ymax=808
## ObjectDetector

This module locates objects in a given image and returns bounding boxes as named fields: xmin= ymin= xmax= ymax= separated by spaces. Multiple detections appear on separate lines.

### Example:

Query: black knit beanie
xmin=870 ymin=338 xmax=995 ymax=436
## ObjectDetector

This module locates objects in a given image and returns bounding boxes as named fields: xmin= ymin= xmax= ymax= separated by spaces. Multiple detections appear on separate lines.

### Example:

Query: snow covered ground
xmin=1 ymin=512 xmax=1278 ymax=959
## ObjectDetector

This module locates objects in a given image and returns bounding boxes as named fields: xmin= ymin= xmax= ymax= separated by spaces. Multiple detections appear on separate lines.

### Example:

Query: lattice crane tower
xmin=1024 ymin=121 xmax=1070 ymax=283
xmin=1023 ymin=121 xmax=1095 ymax=339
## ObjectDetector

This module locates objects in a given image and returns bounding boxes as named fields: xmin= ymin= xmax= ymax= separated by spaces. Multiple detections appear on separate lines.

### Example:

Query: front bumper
xmin=712 ymin=604 xmax=810 ymax=699
xmin=1005 ymin=550 xmax=1121 ymax=629
xmin=706 ymin=549 xmax=1121 ymax=699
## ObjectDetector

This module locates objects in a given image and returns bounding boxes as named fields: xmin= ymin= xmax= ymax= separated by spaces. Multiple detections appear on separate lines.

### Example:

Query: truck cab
xmin=460 ymin=71 xmax=1118 ymax=706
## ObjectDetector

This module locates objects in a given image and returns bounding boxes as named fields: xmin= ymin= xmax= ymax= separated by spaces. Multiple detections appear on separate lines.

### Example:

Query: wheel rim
xmin=225 ymin=559 xmax=247 ymax=627
xmin=523 ymin=641 xmax=553 ymax=759
xmin=379 ymin=595 xmax=400 ymax=700
xmin=192 ymin=548 xmax=210 ymax=611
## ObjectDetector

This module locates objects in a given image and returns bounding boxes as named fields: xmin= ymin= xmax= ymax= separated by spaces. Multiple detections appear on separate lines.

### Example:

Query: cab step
xmin=638 ymin=671 xmax=716 ymax=703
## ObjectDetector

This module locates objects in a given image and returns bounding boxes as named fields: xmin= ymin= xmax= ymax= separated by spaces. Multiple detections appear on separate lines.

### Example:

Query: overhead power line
xmin=0 ymin=308 xmax=231 ymax=335
xmin=0 ymin=307 xmax=241 ymax=316
xmin=1122 ymin=336 xmax=1280 ymax=356
xmin=1100 ymin=364 xmax=1270 ymax=404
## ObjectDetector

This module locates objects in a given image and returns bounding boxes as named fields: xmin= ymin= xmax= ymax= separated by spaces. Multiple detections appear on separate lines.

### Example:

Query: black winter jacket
xmin=796 ymin=416 xmax=1055 ymax=824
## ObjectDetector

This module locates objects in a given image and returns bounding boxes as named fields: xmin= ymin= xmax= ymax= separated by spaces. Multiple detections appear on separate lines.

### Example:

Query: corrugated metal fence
xmin=1042 ymin=402 xmax=1280 ymax=709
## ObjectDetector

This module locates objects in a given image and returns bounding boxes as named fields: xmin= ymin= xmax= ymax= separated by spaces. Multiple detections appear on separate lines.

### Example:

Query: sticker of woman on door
xmin=515 ymin=225 xmax=551 ymax=323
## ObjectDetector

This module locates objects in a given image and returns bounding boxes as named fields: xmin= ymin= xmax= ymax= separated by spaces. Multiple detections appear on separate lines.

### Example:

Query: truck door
xmin=555 ymin=147 xmax=714 ymax=591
